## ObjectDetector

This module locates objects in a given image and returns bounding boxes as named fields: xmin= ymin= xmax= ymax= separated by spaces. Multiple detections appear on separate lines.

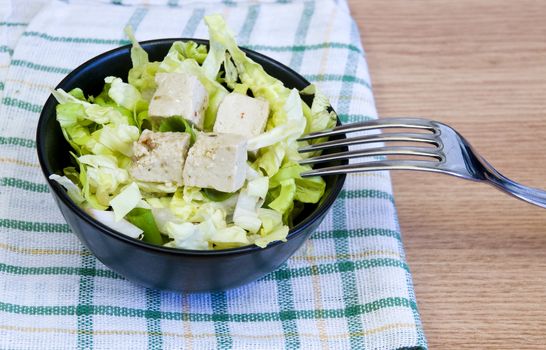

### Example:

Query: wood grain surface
xmin=347 ymin=1 xmax=546 ymax=348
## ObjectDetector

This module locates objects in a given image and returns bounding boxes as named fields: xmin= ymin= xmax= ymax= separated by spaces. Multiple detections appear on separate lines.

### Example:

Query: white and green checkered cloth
xmin=0 ymin=0 xmax=427 ymax=349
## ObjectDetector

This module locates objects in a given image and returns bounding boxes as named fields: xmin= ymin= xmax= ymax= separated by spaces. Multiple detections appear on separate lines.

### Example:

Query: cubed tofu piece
xmin=183 ymin=133 xmax=248 ymax=193
xmin=213 ymin=93 xmax=269 ymax=137
xmin=148 ymin=72 xmax=208 ymax=129
xmin=129 ymin=130 xmax=190 ymax=185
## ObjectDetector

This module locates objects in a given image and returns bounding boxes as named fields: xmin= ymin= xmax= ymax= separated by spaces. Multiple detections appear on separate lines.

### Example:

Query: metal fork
xmin=298 ymin=117 xmax=546 ymax=208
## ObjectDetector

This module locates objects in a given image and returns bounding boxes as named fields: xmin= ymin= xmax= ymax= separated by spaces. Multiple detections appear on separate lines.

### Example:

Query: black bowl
xmin=36 ymin=39 xmax=347 ymax=292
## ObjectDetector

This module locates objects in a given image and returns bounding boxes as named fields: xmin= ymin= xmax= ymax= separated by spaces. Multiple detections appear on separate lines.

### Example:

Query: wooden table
xmin=348 ymin=1 xmax=546 ymax=348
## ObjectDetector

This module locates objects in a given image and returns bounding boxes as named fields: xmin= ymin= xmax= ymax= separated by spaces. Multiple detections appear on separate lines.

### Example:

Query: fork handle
xmin=483 ymin=166 xmax=546 ymax=209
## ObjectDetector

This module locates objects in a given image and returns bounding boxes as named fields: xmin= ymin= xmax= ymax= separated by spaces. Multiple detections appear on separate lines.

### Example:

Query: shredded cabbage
xmin=110 ymin=182 xmax=143 ymax=221
xmin=104 ymin=76 xmax=142 ymax=111
xmin=88 ymin=208 xmax=143 ymax=239
xmin=49 ymin=174 xmax=86 ymax=205
xmin=52 ymin=15 xmax=337 ymax=250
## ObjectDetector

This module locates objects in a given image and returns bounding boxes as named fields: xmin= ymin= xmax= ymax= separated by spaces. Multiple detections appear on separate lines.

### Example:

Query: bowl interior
xmin=37 ymin=39 xmax=347 ymax=254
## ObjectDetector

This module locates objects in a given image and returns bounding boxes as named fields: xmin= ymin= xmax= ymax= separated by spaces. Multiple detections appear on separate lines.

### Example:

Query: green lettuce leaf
xmin=270 ymin=162 xmax=325 ymax=202
xmin=55 ymin=103 xmax=93 ymax=154
xmin=128 ymin=61 xmax=160 ymax=101
xmin=295 ymin=177 xmax=326 ymax=203
xmin=68 ymin=88 xmax=86 ymax=101
xmin=92 ymin=124 xmax=139 ymax=157
xmin=49 ymin=174 xmax=86 ymax=204
xmin=110 ymin=182 xmax=143 ymax=221
xmin=254 ymin=225 xmax=288 ymax=248
xmin=202 ymin=188 xmax=235 ymax=202
xmin=257 ymin=208 xmax=283 ymax=234
xmin=201 ymin=39 xmax=226 ymax=80
xmin=204 ymin=15 xmax=291 ymax=111
xmin=300 ymin=84 xmax=337 ymax=136
xmin=71 ymin=152 xmax=106 ymax=210
xmin=233 ymin=190 xmax=261 ymax=233
xmin=125 ymin=26 xmax=149 ymax=67
xmin=222 ymin=53 xmax=238 ymax=89
xmin=125 ymin=208 xmax=164 ymax=245
xmin=168 ymin=41 xmax=208 ymax=64
xmin=210 ymin=226 xmax=250 ymax=249
xmin=88 ymin=208 xmax=143 ymax=239
xmin=254 ymin=143 xmax=285 ymax=177
xmin=125 ymin=27 xmax=160 ymax=101
xmin=78 ymin=154 xmax=130 ymax=207
xmin=155 ymin=116 xmax=197 ymax=144
xmin=135 ymin=181 xmax=178 ymax=194
xmin=268 ymin=178 xmax=296 ymax=214
xmin=104 ymin=76 xmax=143 ymax=111
xmin=164 ymin=222 xmax=209 ymax=250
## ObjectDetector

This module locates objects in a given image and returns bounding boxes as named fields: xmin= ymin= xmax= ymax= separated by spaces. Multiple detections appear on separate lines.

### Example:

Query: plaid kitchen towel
xmin=0 ymin=0 xmax=427 ymax=349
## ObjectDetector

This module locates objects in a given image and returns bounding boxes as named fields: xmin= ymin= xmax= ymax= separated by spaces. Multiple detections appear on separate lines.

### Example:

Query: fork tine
xmin=298 ymin=117 xmax=435 ymax=141
xmin=298 ymin=132 xmax=438 ymax=153
xmin=299 ymin=146 xmax=442 ymax=165
xmin=300 ymin=159 xmax=441 ymax=177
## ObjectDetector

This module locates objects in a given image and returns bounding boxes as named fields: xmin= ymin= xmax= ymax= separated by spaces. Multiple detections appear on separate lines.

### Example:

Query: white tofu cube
xmin=213 ymin=93 xmax=269 ymax=137
xmin=183 ymin=133 xmax=248 ymax=193
xmin=148 ymin=72 xmax=208 ymax=129
xmin=129 ymin=130 xmax=190 ymax=185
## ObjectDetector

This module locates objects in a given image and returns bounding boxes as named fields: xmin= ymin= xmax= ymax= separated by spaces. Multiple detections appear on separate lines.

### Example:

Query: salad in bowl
xmin=50 ymin=15 xmax=337 ymax=251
